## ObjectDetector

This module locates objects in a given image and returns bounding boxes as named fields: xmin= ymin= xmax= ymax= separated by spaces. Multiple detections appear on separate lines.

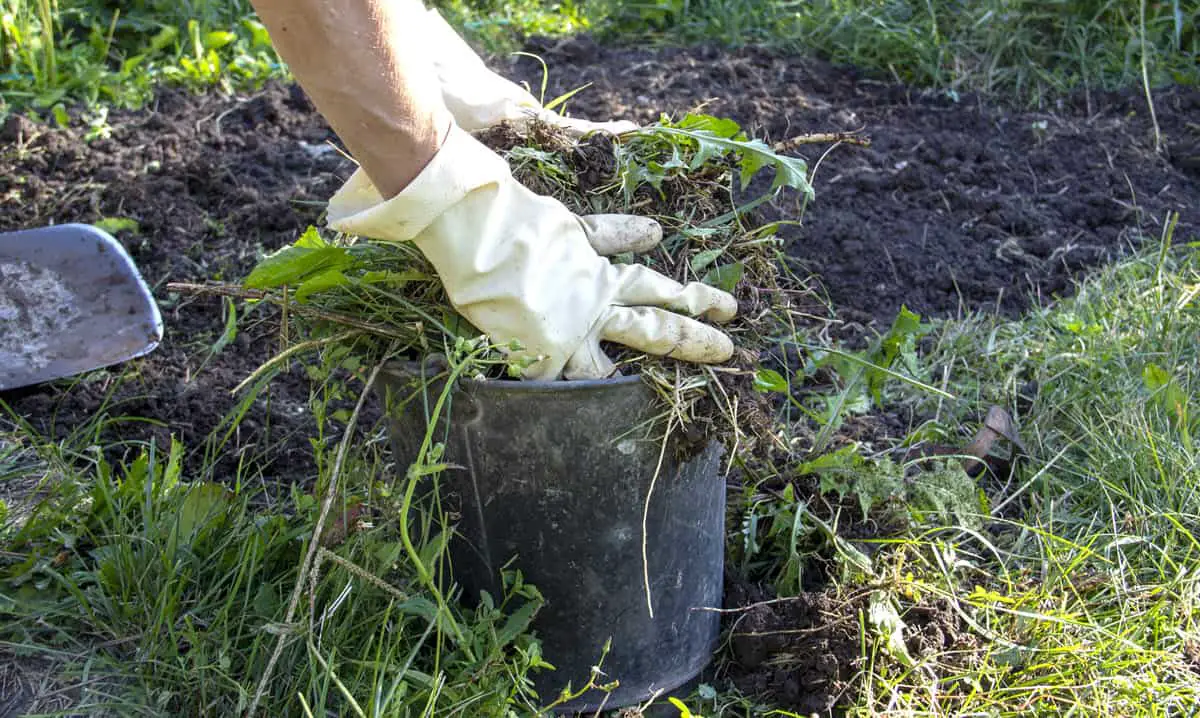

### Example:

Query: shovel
xmin=1 ymin=223 xmax=162 ymax=391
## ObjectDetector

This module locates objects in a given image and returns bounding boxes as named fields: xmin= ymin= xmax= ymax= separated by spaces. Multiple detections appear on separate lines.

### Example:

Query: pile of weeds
xmin=689 ymin=214 xmax=1199 ymax=715
xmin=201 ymin=113 xmax=846 ymax=464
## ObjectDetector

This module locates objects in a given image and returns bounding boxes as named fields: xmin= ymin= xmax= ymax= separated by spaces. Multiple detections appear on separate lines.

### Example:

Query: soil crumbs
xmin=723 ymin=582 xmax=973 ymax=716
xmin=0 ymin=84 xmax=350 ymax=485
xmin=1 ymin=39 xmax=1198 ymax=717
xmin=507 ymin=39 xmax=1199 ymax=327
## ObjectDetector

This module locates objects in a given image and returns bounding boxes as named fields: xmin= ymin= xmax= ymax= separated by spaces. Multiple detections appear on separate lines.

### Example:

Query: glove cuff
xmin=423 ymin=8 xmax=542 ymax=132
xmin=326 ymin=124 xmax=511 ymax=242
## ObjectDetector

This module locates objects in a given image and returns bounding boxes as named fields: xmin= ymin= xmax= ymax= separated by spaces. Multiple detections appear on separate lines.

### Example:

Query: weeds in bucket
xmin=172 ymin=110 xmax=853 ymax=473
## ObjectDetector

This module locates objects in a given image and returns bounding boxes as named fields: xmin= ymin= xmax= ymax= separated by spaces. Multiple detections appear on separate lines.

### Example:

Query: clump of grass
xmin=592 ymin=0 xmax=1198 ymax=105
xmin=0 ymin=0 xmax=283 ymax=116
xmin=432 ymin=0 xmax=593 ymax=53
xmin=0 ymin=361 xmax=555 ymax=716
xmin=831 ymin=217 xmax=1200 ymax=713
xmin=0 ymin=0 xmax=583 ymax=117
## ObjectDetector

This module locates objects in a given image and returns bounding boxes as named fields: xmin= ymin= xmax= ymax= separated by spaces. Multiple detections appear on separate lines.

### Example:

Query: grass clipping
xmin=239 ymin=114 xmax=827 ymax=459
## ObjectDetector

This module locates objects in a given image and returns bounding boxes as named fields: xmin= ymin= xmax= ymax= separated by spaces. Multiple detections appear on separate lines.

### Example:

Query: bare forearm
xmin=249 ymin=0 xmax=451 ymax=198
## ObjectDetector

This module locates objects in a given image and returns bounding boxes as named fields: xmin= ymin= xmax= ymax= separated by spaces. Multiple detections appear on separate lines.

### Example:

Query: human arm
xmin=246 ymin=0 xmax=737 ymax=379
xmin=248 ymin=0 xmax=451 ymax=198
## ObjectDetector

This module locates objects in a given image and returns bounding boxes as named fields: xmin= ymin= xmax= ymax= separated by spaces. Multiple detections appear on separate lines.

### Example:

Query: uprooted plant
xmin=173 ymin=112 xmax=865 ymax=466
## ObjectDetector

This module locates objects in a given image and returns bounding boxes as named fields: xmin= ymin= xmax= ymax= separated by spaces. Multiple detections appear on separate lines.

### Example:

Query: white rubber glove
xmin=326 ymin=125 xmax=736 ymax=380
xmin=420 ymin=7 xmax=636 ymax=137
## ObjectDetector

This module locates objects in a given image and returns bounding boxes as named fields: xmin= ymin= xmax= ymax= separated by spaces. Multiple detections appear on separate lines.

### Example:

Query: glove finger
xmin=579 ymin=214 xmax=663 ymax=256
xmin=599 ymin=306 xmax=735 ymax=364
xmin=613 ymin=264 xmax=738 ymax=323
xmin=535 ymin=109 xmax=638 ymax=137
xmin=562 ymin=336 xmax=618 ymax=381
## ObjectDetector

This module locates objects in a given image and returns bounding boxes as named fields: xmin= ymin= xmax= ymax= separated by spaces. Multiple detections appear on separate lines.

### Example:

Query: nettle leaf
xmin=246 ymin=227 xmax=353 ymax=290
xmin=690 ymin=247 xmax=724 ymax=273
xmin=702 ymin=262 xmax=744 ymax=292
xmin=753 ymin=368 xmax=789 ymax=394
xmin=640 ymin=114 xmax=815 ymax=198
xmin=245 ymin=245 xmax=350 ymax=289
xmin=868 ymin=591 xmax=914 ymax=667
xmin=295 ymin=225 xmax=328 ymax=248
xmin=294 ymin=268 xmax=350 ymax=301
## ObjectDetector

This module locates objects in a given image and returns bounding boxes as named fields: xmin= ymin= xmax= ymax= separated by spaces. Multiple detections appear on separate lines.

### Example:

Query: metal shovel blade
xmin=1 ymin=224 xmax=163 ymax=391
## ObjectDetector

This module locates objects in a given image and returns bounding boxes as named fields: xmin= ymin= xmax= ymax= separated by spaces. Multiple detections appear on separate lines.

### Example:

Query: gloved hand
xmin=420 ymin=7 xmax=636 ymax=137
xmin=327 ymin=125 xmax=736 ymax=380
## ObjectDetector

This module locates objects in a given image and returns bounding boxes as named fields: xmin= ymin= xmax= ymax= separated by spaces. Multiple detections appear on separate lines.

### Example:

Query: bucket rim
xmin=379 ymin=359 xmax=645 ymax=394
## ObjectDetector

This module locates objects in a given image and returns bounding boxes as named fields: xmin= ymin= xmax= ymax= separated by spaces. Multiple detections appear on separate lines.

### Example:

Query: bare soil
xmin=505 ymin=38 xmax=1199 ymax=327
xmin=1 ymin=39 xmax=1198 ymax=716
xmin=0 ymin=85 xmax=348 ymax=485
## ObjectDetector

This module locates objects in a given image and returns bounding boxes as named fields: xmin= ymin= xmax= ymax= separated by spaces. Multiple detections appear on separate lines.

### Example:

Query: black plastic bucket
xmin=378 ymin=362 xmax=724 ymax=712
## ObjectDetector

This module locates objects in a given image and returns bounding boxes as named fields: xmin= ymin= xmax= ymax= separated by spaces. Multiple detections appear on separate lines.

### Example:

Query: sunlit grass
xmin=847 ymin=217 xmax=1200 ymax=714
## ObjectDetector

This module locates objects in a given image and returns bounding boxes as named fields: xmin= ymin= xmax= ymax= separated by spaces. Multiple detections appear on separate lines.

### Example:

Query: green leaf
xmin=147 ymin=25 xmax=179 ymax=54
xmin=396 ymin=596 xmax=441 ymax=623
xmin=51 ymin=104 xmax=69 ymax=128
xmin=667 ymin=696 xmax=696 ymax=717
xmin=295 ymin=268 xmax=349 ymax=301
xmin=798 ymin=444 xmax=864 ymax=474
xmin=867 ymin=305 xmax=927 ymax=403
xmin=1142 ymin=363 xmax=1171 ymax=391
xmin=296 ymin=226 xmax=327 ymax=248
xmin=752 ymin=368 xmax=789 ymax=394
xmin=543 ymin=82 xmax=594 ymax=113
xmin=690 ymin=248 xmax=724 ymax=273
xmin=887 ymin=305 xmax=923 ymax=340
xmin=202 ymin=30 xmax=237 ymax=50
xmin=678 ymin=113 xmax=743 ymax=139
xmin=701 ymin=262 xmax=744 ymax=292
xmin=94 ymin=217 xmax=139 ymax=235
xmin=738 ymin=148 xmax=773 ymax=190
xmin=1143 ymin=363 xmax=1189 ymax=431
xmin=211 ymin=298 xmax=238 ymax=354
xmin=242 ymin=19 xmax=273 ymax=48
xmin=495 ymin=600 xmax=540 ymax=648
xmin=176 ymin=483 xmax=231 ymax=542
xmin=868 ymin=591 xmax=914 ymax=667
xmin=245 ymin=246 xmax=349 ymax=289
xmin=163 ymin=439 xmax=183 ymax=493
xmin=818 ymin=472 xmax=849 ymax=499
xmin=416 ymin=530 xmax=449 ymax=572
xmin=359 ymin=269 xmax=429 ymax=285
xmin=639 ymin=115 xmax=814 ymax=197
